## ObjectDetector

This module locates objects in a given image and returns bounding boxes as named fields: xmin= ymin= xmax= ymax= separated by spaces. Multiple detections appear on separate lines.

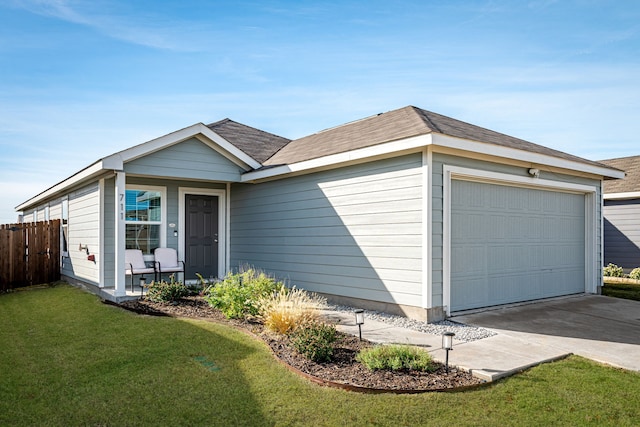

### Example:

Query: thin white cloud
xmin=6 ymin=0 xmax=210 ymax=51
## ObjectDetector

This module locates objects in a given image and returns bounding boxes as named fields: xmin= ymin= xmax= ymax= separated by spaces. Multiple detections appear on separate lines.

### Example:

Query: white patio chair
xmin=125 ymin=249 xmax=156 ymax=292
xmin=154 ymin=248 xmax=185 ymax=281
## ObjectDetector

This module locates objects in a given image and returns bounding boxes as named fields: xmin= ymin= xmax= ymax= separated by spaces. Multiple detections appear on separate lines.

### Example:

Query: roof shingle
xmin=207 ymin=119 xmax=290 ymax=164
xmin=599 ymin=155 xmax=640 ymax=194
xmin=262 ymin=105 xmax=610 ymax=170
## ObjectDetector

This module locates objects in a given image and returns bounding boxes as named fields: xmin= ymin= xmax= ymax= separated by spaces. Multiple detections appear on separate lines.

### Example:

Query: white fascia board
xmin=432 ymin=134 xmax=625 ymax=180
xmin=603 ymin=191 xmax=640 ymax=200
xmin=241 ymin=134 xmax=432 ymax=182
xmin=111 ymin=123 xmax=261 ymax=170
xmin=16 ymin=159 xmax=116 ymax=211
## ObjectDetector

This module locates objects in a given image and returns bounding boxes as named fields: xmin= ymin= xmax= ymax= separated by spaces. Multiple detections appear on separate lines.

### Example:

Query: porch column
xmin=114 ymin=171 xmax=126 ymax=297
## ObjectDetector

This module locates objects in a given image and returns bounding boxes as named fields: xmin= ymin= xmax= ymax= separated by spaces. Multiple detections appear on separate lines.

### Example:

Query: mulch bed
xmin=117 ymin=296 xmax=486 ymax=392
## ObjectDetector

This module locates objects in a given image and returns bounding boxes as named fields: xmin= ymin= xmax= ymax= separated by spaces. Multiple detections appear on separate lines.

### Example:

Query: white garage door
xmin=450 ymin=180 xmax=585 ymax=312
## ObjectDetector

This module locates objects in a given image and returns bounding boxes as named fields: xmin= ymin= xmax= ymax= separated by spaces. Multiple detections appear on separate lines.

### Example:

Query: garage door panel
xmin=451 ymin=180 xmax=585 ymax=312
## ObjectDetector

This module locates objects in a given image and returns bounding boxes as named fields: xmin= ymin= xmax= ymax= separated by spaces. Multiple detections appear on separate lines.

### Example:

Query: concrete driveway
xmin=453 ymin=295 xmax=640 ymax=372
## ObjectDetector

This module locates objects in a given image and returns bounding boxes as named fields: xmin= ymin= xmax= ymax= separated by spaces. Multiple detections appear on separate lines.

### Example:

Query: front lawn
xmin=1 ymin=284 xmax=638 ymax=426
xmin=602 ymin=281 xmax=640 ymax=301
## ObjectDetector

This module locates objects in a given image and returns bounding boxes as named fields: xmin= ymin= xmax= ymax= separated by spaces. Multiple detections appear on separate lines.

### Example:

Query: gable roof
xmin=263 ymin=106 xmax=610 ymax=171
xmin=16 ymin=122 xmax=277 ymax=211
xmin=207 ymin=119 xmax=290 ymax=163
xmin=599 ymin=155 xmax=640 ymax=195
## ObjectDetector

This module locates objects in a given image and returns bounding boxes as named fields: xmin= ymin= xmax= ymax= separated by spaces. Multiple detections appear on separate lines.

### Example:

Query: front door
xmin=185 ymin=194 xmax=219 ymax=280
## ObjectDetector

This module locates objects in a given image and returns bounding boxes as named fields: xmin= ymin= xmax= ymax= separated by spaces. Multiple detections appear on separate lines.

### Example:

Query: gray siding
xmin=63 ymin=183 xmax=101 ymax=285
xmin=124 ymin=138 xmax=246 ymax=182
xmin=604 ymin=199 xmax=640 ymax=270
xmin=231 ymin=154 xmax=423 ymax=307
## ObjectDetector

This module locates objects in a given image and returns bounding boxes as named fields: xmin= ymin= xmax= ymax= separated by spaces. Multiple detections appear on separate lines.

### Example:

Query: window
xmin=44 ymin=206 xmax=50 ymax=221
xmin=125 ymin=188 xmax=164 ymax=255
xmin=61 ymin=199 xmax=69 ymax=256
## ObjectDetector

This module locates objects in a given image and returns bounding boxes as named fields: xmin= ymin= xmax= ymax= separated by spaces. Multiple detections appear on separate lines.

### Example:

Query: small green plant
xmin=356 ymin=344 xmax=436 ymax=372
xmin=290 ymin=321 xmax=338 ymax=362
xmin=603 ymin=263 xmax=625 ymax=277
xmin=257 ymin=286 xmax=327 ymax=334
xmin=193 ymin=273 xmax=216 ymax=296
xmin=145 ymin=275 xmax=190 ymax=303
xmin=204 ymin=266 xmax=283 ymax=319
xmin=629 ymin=268 xmax=640 ymax=280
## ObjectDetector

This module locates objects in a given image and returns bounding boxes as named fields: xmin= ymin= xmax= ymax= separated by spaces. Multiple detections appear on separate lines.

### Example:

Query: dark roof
xmin=207 ymin=119 xmax=290 ymax=164
xmin=599 ymin=155 xmax=640 ymax=193
xmin=262 ymin=105 xmax=609 ymax=170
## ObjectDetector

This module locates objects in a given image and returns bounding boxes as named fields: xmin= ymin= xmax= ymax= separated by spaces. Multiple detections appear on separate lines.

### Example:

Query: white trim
xmin=421 ymin=148 xmax=432 ymax=309
xmin=226 ymin=182 xmax=231 ymax=274
xmin=585 ymin=191 xmax=598 ymax=293
xmin=445 ymin=165 xmax=597 ymax=194
xmin=178 ymin=187 xmax=227 ymax=280
xmin=109 ymin=123 xmax=260 ymax=170
xmin=600 ymin=183 xmax=605 ymax=290
xmin=98 ymin=179 xmax=105 ymax=287
xmin=442 ymin=164 xmax=598 ymax=316
xmin=114 ymin=172 xmax=126 ymax=297
xmin=241 ymin=132 xmax=624 ymax=183
xmin=431 ymin=134 xmax=624 ymax=180
xmin=242 ymin=134 xmax=432 ymax=182
xmin=603 ymin=191 xmax=640 ymax=200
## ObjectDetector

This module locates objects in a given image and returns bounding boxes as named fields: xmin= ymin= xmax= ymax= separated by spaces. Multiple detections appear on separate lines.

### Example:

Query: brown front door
xmin=185 ymin=195 xmax=219 ymax=280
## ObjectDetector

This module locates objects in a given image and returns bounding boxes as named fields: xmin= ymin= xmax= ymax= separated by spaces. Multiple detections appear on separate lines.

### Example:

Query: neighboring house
xmin=16 ymin=106 xmax=623 ymax=321
xmin=599 ymin=155 xmax=640 ymax=271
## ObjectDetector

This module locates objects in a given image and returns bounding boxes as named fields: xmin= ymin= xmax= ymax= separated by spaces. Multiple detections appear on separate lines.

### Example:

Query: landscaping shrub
xmin=290 ymin=321 xmax=338 ymax=362
xmin=603 ymin=263 xmax=625 ymax=277
xmin=356 ymin=344 xmax=436 ymax=372
xmin=204 ymin=267 xmax=282 ymax=319
xmin=629 ymin=268 xmax=640 ymax=280
xmin=145 ymin=276 xmax=190 ymax=303
xmin=257 ymin=286 xmax=327 ymax=334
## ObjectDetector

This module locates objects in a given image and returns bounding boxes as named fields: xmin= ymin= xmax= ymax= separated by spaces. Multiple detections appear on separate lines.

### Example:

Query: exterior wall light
xmin=355 ymin=309 xmax=365 ymax=341
xmin=442 ymin=332 xmax=455 ymax=373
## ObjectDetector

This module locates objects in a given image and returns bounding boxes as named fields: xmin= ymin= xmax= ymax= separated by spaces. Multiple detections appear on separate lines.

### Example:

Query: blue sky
xmin=1 ymin=0 xmax=639 ymax=223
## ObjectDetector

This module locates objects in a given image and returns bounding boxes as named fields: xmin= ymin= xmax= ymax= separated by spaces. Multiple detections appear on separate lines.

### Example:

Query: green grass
xmin=1 ymin=284 xmax=639 ymax=426
xmin=602 ymin=282 xmax=640 ymax=301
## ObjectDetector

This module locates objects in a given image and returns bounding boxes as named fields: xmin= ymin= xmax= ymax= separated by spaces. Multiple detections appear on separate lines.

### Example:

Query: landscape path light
xmin=354 ymin=309 xmax=365 ymax=341
xmin=139 ymin=276 xmax=147 ymax=296
xmin=442 ymin=332 xmax=455 ymax=373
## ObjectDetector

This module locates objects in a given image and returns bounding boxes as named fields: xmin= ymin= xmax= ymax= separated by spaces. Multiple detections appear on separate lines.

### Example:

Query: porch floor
xmin=100 ymin=286 xmax=147 ymax=303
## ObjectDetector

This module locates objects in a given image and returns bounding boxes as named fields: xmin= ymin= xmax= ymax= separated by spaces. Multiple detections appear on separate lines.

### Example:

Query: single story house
xmin=16 ymin=106 xmax=623 ymax=321
xmin=599 ymin=155 xmax=640 ymax=271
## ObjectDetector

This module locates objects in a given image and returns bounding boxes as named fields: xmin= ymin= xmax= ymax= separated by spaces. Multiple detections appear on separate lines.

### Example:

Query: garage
xmin=449 ymin=179 xmax=586 ymax=312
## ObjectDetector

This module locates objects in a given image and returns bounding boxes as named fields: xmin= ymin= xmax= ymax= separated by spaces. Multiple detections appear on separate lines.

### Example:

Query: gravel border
xmin=327 ymin=304 xmax=497 ymax=342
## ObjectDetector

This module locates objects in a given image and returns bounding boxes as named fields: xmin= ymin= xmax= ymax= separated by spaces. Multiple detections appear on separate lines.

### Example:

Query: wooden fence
xmin=0 ymin=220 xmax=61 ymax=291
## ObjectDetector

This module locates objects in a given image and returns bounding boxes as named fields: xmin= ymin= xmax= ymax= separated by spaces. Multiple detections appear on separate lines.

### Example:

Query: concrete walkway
xmin=324 ymin=295 xmax=640 ymax=381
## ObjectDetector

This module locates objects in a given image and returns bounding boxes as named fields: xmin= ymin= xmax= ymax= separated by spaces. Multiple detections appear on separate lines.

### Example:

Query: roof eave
xmin=603 ymin=191 xmax=640 ymax=200
xmin=15 ymin=158 xmax=119 ymax=211
xmin=242 ymin=132 xmax=625 ymax=183
xmin=242 ymin=134 xmax=432 ymax=182
xmin=16 ymin=123 xmax=263 ymax=212
xmin=432 ymin=134 xmax=625 ymax=180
